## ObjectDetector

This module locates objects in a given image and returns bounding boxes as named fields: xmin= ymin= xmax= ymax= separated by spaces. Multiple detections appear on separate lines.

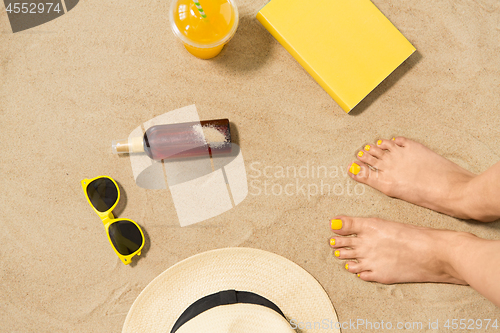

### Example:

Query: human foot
xmin=349 ymin=137 xmax=476 ymax=220
xmin=329 ymin=216 xmax=468 ymax=284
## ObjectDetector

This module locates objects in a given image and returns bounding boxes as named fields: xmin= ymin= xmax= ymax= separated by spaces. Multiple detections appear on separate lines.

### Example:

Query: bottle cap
xmin=112 ymin=137 xmax=144 ymax=154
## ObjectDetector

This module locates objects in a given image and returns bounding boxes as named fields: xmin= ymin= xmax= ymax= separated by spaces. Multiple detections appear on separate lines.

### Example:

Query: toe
xmin=330 ymin=236 xmax=358 ymax=248
xmin=377 ymin=139 xmax=398 ymax=151
xmin=330 ymin=216 xmax=364 ymax=235
xmin=357 ymin=150 xmax=380 ymax=169
xmin=357 ymin=271 xmax=394 ymax=284
xmin=345 ymin=261 xmax=364 ymax=273
xmin=368 ymin=144 xmax=385 ymax=159
xmin=333 ymin=248 xmax=357 ymax=259
xmin=357 ymin=271 xmax=374 ymax=281
xmin=348 ymin=161 xmax=380 ymax=188
xmin=348 ymin=160 xmax=372 ymax=179
xmin=393 ymin=136 xmax=409 ymax=147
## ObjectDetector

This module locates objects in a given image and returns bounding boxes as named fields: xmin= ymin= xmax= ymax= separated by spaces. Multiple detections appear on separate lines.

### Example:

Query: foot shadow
xmin=462 ymin=218 xmax=500 ymax=232
xmin=213 ymin=14 xmax=275 ymax=72
xmin=349 ymin=51 xmax=422 ymax=116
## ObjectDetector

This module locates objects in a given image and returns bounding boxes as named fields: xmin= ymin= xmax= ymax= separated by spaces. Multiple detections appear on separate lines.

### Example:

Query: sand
xmin=1 ymin=0 xmax=500 ymax=332
xmin=193 ymin=124 xmax=228 ymax=147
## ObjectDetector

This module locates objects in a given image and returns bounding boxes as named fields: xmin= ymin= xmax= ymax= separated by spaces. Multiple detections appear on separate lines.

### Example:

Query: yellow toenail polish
xmin=358 ymin=151 xmax=364 ymax=157
xmin=391 ymin=137 xmax=395 ymax=141
xmin=331 ymin=219 xmax=342 ymax=230
xmin=334 ymin=250 xmax=340 ymax=257
xmin=349 ymin=163 xmax=361 ymax=175
xmin=330 ymin=238 xmax=335 ymax=246
xmin=377 ymin=140 xmax=382 ymax=145
xmin=345 ymin=263 xmax=349 ymax=270
xmin=357 ymin=273 xmax=360 ymax=277
xmin=364 ymin=145 xmax=370 ymax=151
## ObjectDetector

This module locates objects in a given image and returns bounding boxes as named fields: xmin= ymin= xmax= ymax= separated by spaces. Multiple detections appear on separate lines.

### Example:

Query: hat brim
xmin=122 ymin=247 xmax=340 ymax=332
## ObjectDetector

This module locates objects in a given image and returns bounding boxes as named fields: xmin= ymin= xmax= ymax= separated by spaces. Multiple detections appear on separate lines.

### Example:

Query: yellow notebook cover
xmin=256 ymin=0 xmax=416 ymax=112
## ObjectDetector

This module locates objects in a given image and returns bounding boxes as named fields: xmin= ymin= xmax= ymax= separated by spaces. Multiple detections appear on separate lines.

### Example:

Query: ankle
xmin=459 ymin=175 xmax=498 ymax=222
xmin=439 ymin=231 xmax=472 ymax=283
xmin=444 ymin=175 xmax=476 ymax=220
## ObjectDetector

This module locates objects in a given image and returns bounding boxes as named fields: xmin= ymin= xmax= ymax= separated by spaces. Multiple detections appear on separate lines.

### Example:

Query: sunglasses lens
xmin=108 ymin=220 xmax=143 ymax=255
xmin=86 ymin=178 xmax=119 ymax=212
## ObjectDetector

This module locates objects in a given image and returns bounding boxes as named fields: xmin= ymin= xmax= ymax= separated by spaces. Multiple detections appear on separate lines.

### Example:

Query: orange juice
xmin=170 ymin=0 xmax=239 ymax=59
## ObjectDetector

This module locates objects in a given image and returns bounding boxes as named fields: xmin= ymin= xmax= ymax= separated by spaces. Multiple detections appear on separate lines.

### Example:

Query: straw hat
xmin=122 ymin=248 xmax=340 ymax=333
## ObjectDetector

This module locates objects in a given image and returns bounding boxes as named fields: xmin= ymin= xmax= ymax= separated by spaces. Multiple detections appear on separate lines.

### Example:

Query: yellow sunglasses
xmin=81 ymin=175 xmax=145 ymax=265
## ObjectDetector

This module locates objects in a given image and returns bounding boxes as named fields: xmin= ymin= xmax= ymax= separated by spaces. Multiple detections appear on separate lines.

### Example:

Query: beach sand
xmin=1 ymin=0 xmax=499 ymax=331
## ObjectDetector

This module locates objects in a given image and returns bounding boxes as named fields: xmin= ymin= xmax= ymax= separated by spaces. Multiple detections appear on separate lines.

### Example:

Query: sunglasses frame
xmin=81 ymin=175 xmax=145 ymax=265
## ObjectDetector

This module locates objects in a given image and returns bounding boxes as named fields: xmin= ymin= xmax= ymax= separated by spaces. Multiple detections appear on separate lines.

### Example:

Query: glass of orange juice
xmin=169 ymin=0 xmax=239 ymax=59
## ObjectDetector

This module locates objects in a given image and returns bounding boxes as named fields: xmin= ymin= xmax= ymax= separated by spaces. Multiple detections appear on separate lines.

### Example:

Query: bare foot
xmin=349 ymin=137 xmax=476 ymax=220
xmin=330 ymin=216 xmax=468 ymax=284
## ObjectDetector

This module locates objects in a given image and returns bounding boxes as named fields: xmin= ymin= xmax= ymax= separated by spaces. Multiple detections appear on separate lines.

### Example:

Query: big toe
xmin=348 ymin=161 xmax=382 ymax=188
xmin=330 ymin=216 xmax=366 ymax=236
xmin=393 ymin=136 xmax=410 ymax=147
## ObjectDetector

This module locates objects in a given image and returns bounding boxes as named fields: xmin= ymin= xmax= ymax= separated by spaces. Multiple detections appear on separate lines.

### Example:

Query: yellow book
xmin=256 ymin=0 xmax=416 ymax=112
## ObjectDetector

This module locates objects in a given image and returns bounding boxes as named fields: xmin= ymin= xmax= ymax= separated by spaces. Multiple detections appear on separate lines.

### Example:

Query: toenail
xmin=377 ymin=140 xmax=382 ymax=146
xmin=391 ymin=137 xmax=395 ymax=141
xmin=349 ymin=163 xmax=361 ymax=175
xmin=364 ymin=145 xmax=371 ymax=151
xmin=358 ymin=151 xmax=364 ymax=157
xmin=345 ymin=263 xmax=349 ymax=270
xmin=330 ymin=238 xmax=335 ymax=246
xmin=331 ymin=219 xmax=342 ymax=230
xmin=334 ymin=250 xmax=340 ymax=257
xmin=357 ymin=273 xmax=360 ymax=277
